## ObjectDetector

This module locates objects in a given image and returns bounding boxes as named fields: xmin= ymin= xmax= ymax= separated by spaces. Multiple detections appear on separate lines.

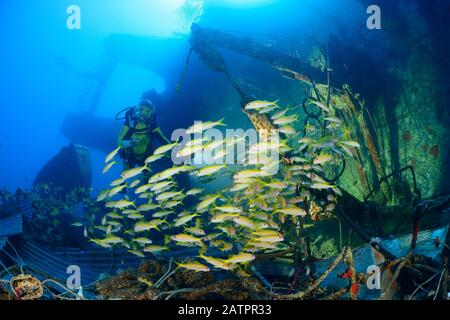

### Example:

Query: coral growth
xmin=95 ymin=259 xmax=265 ymax=300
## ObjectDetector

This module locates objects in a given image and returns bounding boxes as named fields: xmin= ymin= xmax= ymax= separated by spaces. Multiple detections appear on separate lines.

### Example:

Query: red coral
xmin=339 ymin=268 xmax=353 ymax=280
xmin=350 ymin=283 xmax=359 ymax=296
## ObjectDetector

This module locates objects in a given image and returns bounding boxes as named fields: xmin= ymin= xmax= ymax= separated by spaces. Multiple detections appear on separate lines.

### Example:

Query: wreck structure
xmin=3 ymin=0 xmax=449 ymax=299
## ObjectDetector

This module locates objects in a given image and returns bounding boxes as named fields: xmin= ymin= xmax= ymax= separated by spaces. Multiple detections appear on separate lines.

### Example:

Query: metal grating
xmin=13 ymin=239 xmax=100 ymax=286
xmin=0 ymin=237 xmax=6 ymax=250
xmin=0 ymin=213 xmax=23 ymax=237
xmin=18 ymin=199 xmax=33 ymax=220
xmin=12 ymin=239 xmax=200 ymax=287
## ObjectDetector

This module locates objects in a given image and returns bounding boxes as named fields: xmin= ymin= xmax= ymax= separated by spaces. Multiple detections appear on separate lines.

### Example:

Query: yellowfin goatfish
xmin=121 ymin=165 xmax=150 ymax=180
xmin=162 ymin=200 xmax=182 ymax=209
xmin=195 ymin=165 xmax=226 ymax=177
xmin=176 ymin=144 xmax=203 ymax=158
xmin=153 ymin=142 xmax=178 ymax=155
xmin=108 ymin=185 xmax=126 ymax=197
xmin=186 ymin=188 xmax=203 ymax=196
xmin=143 ymin=245 xmax=168 ymax=253
xmin=310 ymin=100 xmax=330 ymax=113
xmin=128 ymin=179 xmax=141 ymax=189
xmin=145 ymin=153 xmax=165 ymax=164
xmin=230 ymin=184 xmax=248 ymax=192
xmin=139 ymin=193 xmax=151 ymax=199
xmin=226 ymin=252 xmax=255 ymax=264
xmin=340 ymin=140 xmax=361 ymax=148
xmin=199 ymin=255 xmax=233 ymax=270
xmin=185 ymin=137 xmax=209 ymax=148
xmin=253 ymin=234 xmax=284 ymax=243
xmin=107 ymin=212 xmax=123 ymax=219
xmin=132 ymin=237 xmax=153 ymax=245
xmin=176 ymin=261 xmax=210 ymax=272
xmin=137 ymin=203 xmax=159 ymax=212
xmin=313 ymin=153 xmax=333 ymax=165
xmin=310 ymin=182 xmax=334 ymax=190
xmin=211 ymin=213 xmax=239 ymax=223
xmin=106 ymin=221 xmax=121 ymax=227
xmin=150 ymin=180 xmax=175 ymax=192
xmin=89 ymin=238 xmax=112 ymax=248
xmin=279 ymin=126 xmax=296 ymax=135
xmin=149 ymin=165 xmax=193 ymax=183
xmin=276 ymin=207 xmax=307 ymax=217
xmin=249 ymin=141 xmax=283 ymax=153
xmin=234 ymin=169 xmax=267 ymax=180
xmin=96 ymin=190 xmax=109 ymax=202
xmin=251 ymin=230 xmax=281 ymax=237
xmin=174 ymin=214 xmax=198 ymax=227
xmin=244 ymin=100 xmax=278 ymax=111
xmin=264 ymin=181 xmax=288 ymax=189
xmin=324 ymin=116 xmax=342 ymax=124
xmin=112 ymin=200 xmax=135 ymax=209
xmin=134 ymin=219 xmax=165 ymax=232
xmin=127 ymin=213 xmax=144 ymax=220
xmin=171 ymin=234 xmax=203 ymax=243
xmin=105 ymin=146 xmax=121 ymax=163
xmin=100 ymin=235 xmax=124 ymax=245
xmin=152 ymin=211 xmax=173 ymax=218
xmin=186 ymin=119 xmax=226 ymax=135
xmin=246 ymin=241 xmax=277 ymax=249
xmin=203 ymin=232 xmax=222 ymax=242
xmin=232 ymin=216 xmax=257 ymax=229
xmin=273 ymin=115 xmax=297 ymax=126
xmin=103 ymin=161 xmax=117 ymax=174
xmin=110 ymin=177 xmax=126 ymax=187
xmin=135 ymin=184 xmax=153 ymax=194
xmin=196 ymin=195 xmax=219 ymax=211
xmin=258 ymin=104 xmax=279 ymax=114
xmin=214 ymin=205 xmax=242 ymax=214
xmin=271 ymin=108 xmax=288 ymax=120
xmin=71 ymin=222 xmax=83 ymax=227
xmin=185 ymin=227 xmax=206 ymax=236
xmin=298 ymin=137 xmax=313 ymax=144
xmin=128 ymin=250 xmax=145 ymax=258
xmin=156 ymin=191 xmax=182 ymax=202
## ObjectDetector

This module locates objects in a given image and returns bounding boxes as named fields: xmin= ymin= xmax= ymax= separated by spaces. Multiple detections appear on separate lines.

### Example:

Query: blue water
xmin=0 ymin=0 xmax=364 ymax=192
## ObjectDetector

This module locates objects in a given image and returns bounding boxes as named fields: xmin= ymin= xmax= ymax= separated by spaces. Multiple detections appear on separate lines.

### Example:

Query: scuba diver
xmin=116 ymin=99 xmax=171 ymax=169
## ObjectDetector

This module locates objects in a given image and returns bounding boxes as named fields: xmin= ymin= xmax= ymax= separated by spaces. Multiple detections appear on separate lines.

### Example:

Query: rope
xmin=41 ymin=279 xmax=85 ymax=300
xmin=0 ymin=259 xmax=13 ymax=278
xmin=5 ymin=240 xmax=25 ymax=274
xmin=409 ymin=270 xmax=441 ymax=300
xmin=176 ymin=48 xmax=194 ymax=94
xmin=0 ymin=250 xmax=22 ymax=271
xmin=433 ymin=269 xmax=445 ymax=300
xmin=154 ymin=258 xmax=176 ymax=288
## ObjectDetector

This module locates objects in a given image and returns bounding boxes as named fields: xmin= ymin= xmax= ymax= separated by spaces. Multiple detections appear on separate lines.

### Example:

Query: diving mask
xmin=135 ymin=105 xmax=154 ymax=122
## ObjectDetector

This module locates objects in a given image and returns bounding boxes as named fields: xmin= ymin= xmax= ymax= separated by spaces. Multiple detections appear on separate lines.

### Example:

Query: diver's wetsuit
xmin=118 ymin=110 xmax=170 ymax=169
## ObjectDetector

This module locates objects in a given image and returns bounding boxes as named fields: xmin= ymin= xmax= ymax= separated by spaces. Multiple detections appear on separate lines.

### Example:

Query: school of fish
xmin=85 ymin=98 xmax=360 ymax=273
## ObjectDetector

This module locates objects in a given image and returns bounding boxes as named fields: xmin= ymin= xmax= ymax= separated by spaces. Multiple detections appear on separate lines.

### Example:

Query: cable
xmin=298 ymin=45 xmax=346 ymax=184
xmin=0 ymin=259 xmax=13 ymax=278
